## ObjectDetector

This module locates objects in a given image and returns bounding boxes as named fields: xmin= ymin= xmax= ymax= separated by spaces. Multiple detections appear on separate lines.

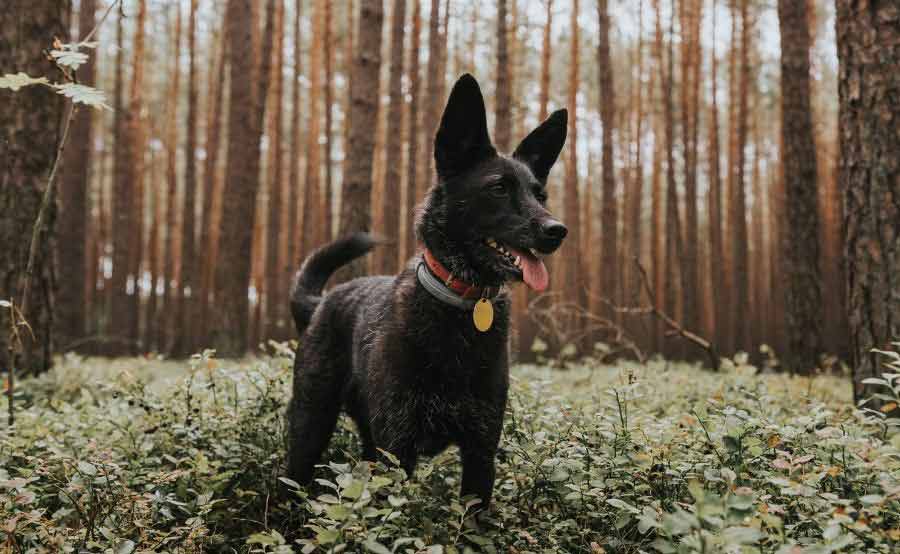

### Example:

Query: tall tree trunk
xmin=538 ymin=0 xmax=553 ymax=122
xmin=706 ymin=0 xmax=724 ymax=351
xmin=595 ymin=0 xmax=616 ymax=324
xmin=117 ymin=0 xmax=147 ymax=354
xmin=662 ymin=0 xmax=685 ymax=359
xmin=172 ymin=0 xmax=200 ymax=356
xmin=58 ymin=0 xmax=96 ymax=352
xmin=337 ymin=0 xmax=385 ymax=280
xmin=404 ymin=0 xmax=422 ymax=261
xmin=562 ymin=0 xmax=581 ymax=321
xmin=301 ymin=0 xmax=325 ymax=259
xmin=287 ymin=0 xmax=303 ymax=304
xmin=650 ymin=0 xmax=665 ymax=352
xmin=730 ymin=0 xmax=750 ymax=354
xmin=837 ymin=0 xmax=900 ymax=402
xmin=777 ymin=0 xmax=822 ymax=372
xmin=265 ymin=0 xmax=286 ymax=340
xmin=323 ymin=0 xmax=336 ymax=243
xmin=198 ymin=6 xmax=227 ymax=343
xmin=0 ymin=0 xmax=67 ymax=374
xmin=211 ymin=0 xmax=270 ymax=356
xmin=494 ymin=0 xmax=512 ymax=152
xmin=376 ymin=0 xmax=407 ymax=273
xmin=162 ymin=4 xmax=183 ymax=354
xmin=680 ymin=0 xmax=701 ymax=338
xmin=418 ymin=0 xmax=443 ymax=201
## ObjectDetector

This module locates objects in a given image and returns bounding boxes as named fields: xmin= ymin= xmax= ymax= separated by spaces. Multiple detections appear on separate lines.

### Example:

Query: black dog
xmin=285 ymin=74 xmax=567 ymax=509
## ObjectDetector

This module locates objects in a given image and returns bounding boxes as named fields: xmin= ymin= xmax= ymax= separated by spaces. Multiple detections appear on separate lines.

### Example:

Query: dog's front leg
xmin=459 ymin=447 xmax=497 ymax=512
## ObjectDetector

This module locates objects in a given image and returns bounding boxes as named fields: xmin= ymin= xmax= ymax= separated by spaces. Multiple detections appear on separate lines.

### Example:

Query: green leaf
xmin=0 ymin=73 xmax=49 ymax=91
xmin=53 ymin=83 xmax=110 ymax=109
xmin=364 ymin=540 xmax=392 ymax=554
xmin=77 ymin=461 xmax=97 ymax=476
xmin=278 ymin=476 xmax=301 ymax=489
xmin=50 ymin=49 xmax=89 ymax=70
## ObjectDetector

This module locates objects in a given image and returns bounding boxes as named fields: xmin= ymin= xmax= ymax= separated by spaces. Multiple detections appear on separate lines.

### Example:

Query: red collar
xmin=423 ymin=248 xmax=490 ymax=300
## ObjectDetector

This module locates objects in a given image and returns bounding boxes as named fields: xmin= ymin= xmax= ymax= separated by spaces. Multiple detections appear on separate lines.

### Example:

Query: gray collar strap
xmin=416 ymin=262 xmax=478 ymax=310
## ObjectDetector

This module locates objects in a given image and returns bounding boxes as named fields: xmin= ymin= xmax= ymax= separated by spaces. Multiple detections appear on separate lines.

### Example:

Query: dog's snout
xmin=541 ymin=220 xmax=568 ymax=241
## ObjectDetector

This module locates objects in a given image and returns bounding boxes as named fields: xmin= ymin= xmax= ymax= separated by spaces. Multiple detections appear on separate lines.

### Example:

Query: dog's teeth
xmin=514 ymin=256 xmax=520 ymax=266
xmin=488 ymin=239 xmax=497 ymax=247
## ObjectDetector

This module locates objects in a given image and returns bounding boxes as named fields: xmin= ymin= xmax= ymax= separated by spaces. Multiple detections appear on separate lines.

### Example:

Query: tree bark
xmin=563 ymin=0 xmax=581 ymax=317
xmin=837 ymin=0 xmax=900 ymax=403
xmin=211 ymin=0 xmax=269 ymax=356
xmin=376 ymin=0 xmax=407 ymax=274
xmin=494 ymin=0 xmax=512 ymax=153
xmin=263 ymin=0 xmax=286 ymax=341
xmin=777 ymin=0 xmax=822 ymax=372
xmin=595 ymin=0 xmax=616 ymax=324
xmin=172 ymin=0 xmax=200 ymax=355
xmin=58 ymin=0 xmax=96 ymax=352
xmin=404 ymin=0 xmax=422 ymax=261
xmin=198 ymin=5 xmax=227 ymax=344
xmin=0 ymin=0 xmax=68 ymax=374
xmin=301 ymin=0 xmax=325 ymax=259
xmin=538 ymin=0 xmax=553 ymax=122
xmin=706 ymin=0 xmax=724 ymax=352
xmin=337 ymin=0 xmax=385 ymax=280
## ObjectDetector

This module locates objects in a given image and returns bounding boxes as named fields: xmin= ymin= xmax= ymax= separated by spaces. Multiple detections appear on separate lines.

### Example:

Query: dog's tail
xmin=290 ymin=233 xmax=376 ymax=334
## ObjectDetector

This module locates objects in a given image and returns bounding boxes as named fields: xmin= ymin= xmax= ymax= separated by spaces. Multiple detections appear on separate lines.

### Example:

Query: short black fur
xmin=285 ymin=74 xmax=568 ymax=509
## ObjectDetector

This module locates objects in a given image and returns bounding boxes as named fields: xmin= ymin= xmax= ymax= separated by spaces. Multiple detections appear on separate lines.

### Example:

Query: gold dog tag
xmin=473 ymin=298 xmax=494 ymax=332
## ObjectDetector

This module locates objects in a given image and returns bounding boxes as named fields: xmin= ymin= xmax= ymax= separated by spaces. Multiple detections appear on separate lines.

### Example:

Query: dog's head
xmin=417 ymin=74 xmax=568 ymax=292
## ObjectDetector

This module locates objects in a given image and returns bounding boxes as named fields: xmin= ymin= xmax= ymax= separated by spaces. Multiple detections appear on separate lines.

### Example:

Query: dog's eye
xmin=533 ymin=189 xmax=548 ymax=203
xmin=489 ymin=184 xmax=508 ymax=198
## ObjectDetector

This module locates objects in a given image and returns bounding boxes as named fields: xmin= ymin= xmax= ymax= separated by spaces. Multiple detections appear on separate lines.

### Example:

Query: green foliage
xmin=3 ymin=349 xmax=900 ymax=553
xmin=0 ymin=41 xmax=109 ymax=109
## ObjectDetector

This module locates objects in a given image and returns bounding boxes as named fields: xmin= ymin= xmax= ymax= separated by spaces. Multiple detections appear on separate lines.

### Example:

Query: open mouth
xmin=484 ymin=238 xmax=550 ymax=292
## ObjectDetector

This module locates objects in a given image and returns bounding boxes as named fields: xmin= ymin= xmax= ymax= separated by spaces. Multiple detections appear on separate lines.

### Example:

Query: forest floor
xmin=3 ymin=347 xmax=900 ymax=553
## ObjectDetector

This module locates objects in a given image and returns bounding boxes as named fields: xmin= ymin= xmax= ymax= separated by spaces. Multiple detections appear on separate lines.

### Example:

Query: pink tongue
xmin=507 ymin=246 xmax=549 ymax=292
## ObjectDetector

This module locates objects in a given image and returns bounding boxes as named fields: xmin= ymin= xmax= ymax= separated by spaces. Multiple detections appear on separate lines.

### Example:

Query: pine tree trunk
xmin=404 ymin=0 xmax=422 ymax=262
xmin=680 ymin=0 xmax=701 ymax=338
xmin=323 ymin=0 xmax=336 ymax=244
xmin=0 ymin=0 xmax=68 ymax=375
xmin=58 ymin=0 xmax=96 ymax=352
xmin=198 ymin=7 xmax=227 ymax=343
xmin=777 ymin=0 xmax=822 ymax=372
xmin=287 ymin=0 xmax=303 ymax=292
xmin=837 ymin=0 xmax=900 ymax=403
xmin=706 ymin=0 xmax=724 ymax=352
xmin=418 ymin=0 xmax=443 ymax=202
xmin=264 ymin=0 xmax=286 ymax=341
xmin=494 ymin=0 xmax=512 ymax=153
xmin=301 ymin=0 xmax=325 ymax=259
xmin=117 ymin=0 xmax=147 ymax=354
xmin=171 ymin=0 xmax=200 ymax=355
xmin=538 ymin=0 xmax=553 ymax=122
xmin=161 ymin=4 xmax=183 ymax=353
xmin=376 ymin=0 xmax=407 ymax=274
xmin=337 ymin=0 xmax=385 ymax=280
xmin=731 ymin=0 xmax=750 ymax=355
xmin=211 ymin=0 xmax=269 ymax=356
xmin=595 ymin=0 xmax=616 ymax=324
xmin=563 ymin=0 xmax=582 ymax=320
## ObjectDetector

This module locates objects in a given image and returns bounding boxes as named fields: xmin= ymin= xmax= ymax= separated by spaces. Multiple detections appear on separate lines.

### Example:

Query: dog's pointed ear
xmin=434 ymin=74 xmax=496 ymax=179
xmin=512 ymin=109 xmax=568 ymax=183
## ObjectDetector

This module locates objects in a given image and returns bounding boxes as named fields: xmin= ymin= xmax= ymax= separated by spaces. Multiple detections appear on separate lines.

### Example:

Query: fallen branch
xmin=594 ymin=258 xmax=721 ymax=371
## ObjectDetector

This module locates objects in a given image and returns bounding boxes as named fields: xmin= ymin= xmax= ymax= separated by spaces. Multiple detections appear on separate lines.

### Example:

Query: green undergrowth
xmin=3 ymin=346 xmax=900 ymax=553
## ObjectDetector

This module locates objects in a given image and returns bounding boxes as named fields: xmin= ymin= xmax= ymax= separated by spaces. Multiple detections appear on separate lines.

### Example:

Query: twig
xmin=595 ymin=258 xmax=721 ymax=371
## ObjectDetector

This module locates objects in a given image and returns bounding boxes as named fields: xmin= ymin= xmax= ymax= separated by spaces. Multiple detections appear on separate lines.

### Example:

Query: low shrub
xmin=3 ymin=347 xmax=900 ymax=553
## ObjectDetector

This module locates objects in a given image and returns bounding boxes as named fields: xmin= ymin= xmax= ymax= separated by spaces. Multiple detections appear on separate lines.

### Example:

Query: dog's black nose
xmin=541 ymin=221 xmax=568 ymax=241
